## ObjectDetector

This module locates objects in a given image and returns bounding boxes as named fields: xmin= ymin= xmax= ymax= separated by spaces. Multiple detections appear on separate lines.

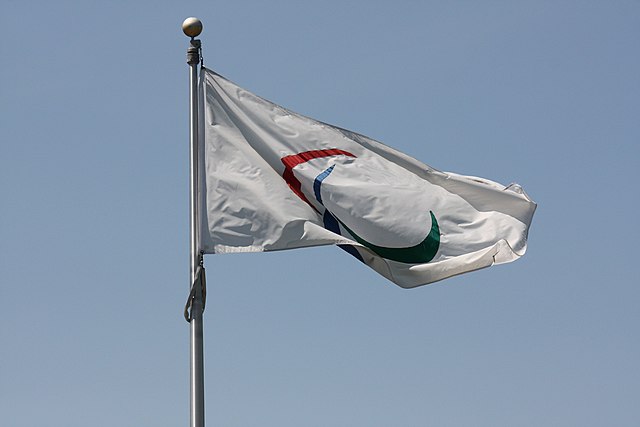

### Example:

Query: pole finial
xmin=182 ymin=17 xmax=203 ymax=38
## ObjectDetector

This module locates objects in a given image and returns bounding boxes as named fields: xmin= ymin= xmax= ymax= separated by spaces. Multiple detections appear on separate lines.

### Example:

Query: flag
xmin=198 ymin=68 xmax=536 ymax=288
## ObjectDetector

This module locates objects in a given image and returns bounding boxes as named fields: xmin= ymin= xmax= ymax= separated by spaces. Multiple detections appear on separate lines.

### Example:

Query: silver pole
xmin=183 ymin=17 xmax=205 ymax=427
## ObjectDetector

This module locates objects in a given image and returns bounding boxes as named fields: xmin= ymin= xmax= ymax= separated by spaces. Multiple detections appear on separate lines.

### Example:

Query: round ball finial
xmin=182 ymin=17 xmax=203 ymax=38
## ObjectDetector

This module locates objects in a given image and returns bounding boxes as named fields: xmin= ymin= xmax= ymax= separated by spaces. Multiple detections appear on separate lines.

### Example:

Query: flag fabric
xmin=198 ymin=68 xmax=536 ymax=288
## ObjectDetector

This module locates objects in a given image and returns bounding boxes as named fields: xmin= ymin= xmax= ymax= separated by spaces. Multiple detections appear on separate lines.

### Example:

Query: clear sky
xmin=1 ymin=1 xmax=639 ymax=426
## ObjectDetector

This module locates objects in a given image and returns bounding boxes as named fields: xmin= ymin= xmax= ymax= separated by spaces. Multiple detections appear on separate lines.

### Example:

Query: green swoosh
xmin=333 ymin=211 xmax=440 ymax=264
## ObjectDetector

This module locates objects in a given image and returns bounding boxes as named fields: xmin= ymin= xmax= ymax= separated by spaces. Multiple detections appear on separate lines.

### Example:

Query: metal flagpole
xmin=183 ymin=17 xmax=205 ymax=427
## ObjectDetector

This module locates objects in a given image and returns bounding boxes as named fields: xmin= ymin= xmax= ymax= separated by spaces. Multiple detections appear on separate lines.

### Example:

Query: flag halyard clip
xmin=184 ymin=252 xmax=207 ymax=323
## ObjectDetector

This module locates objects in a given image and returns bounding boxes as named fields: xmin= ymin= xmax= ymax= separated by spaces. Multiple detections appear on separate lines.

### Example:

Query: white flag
xmin=198 ymin=68 xmax=536 ymax=288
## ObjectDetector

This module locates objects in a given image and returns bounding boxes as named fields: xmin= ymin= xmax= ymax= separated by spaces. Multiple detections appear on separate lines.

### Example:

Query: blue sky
xmin=1 ymin=1 xmax=639 ymax=426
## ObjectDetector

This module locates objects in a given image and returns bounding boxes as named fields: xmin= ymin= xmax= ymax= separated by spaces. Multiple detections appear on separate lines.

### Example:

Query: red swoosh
xmin=281 ymin=148 xmax=355 ymax=209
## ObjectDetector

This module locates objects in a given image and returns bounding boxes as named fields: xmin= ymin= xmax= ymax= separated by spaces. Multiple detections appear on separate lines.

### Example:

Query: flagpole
xmin=183 ymin=17 xmax=205 ymax=427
